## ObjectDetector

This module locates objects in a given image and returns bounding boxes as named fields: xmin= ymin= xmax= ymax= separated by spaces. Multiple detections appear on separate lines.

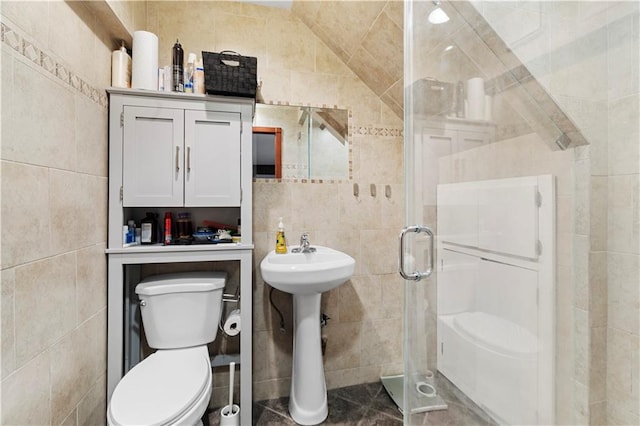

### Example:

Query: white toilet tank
xmin=135 ymin=271 xmax=226 ymax=349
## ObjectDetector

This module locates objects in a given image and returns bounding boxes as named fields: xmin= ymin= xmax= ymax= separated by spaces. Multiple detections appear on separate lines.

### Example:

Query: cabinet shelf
xmin=106 ymin=243 xmax=254 ymax=255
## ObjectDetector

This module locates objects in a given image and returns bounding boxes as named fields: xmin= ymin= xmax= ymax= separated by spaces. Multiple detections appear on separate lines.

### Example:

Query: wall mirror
xmin=253 ymin=103 xmax=350 ymax=180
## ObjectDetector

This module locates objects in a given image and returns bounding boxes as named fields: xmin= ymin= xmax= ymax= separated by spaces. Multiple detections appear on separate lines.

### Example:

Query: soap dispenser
xmin=275 ymin=217 xmax=287 ymax=254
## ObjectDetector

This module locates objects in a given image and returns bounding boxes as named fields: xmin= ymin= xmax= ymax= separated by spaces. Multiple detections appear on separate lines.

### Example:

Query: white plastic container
xmin=111 ymin=42 xmax=131 ymax=88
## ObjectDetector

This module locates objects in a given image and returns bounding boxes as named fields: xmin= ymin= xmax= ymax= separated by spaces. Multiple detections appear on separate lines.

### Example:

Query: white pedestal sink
xmin=260 ymin=246 xmax=355 ymax=425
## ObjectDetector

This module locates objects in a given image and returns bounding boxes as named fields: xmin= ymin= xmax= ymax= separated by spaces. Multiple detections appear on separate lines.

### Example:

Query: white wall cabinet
xmin=122 ymin=106 xmax=241 ymax=207
xmin=106 ymin=89 xmax=254 ymax=422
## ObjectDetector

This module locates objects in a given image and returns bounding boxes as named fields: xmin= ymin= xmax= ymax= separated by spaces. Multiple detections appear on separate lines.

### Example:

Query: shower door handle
xmin=399 ymin=225 xmax=434 ymax=281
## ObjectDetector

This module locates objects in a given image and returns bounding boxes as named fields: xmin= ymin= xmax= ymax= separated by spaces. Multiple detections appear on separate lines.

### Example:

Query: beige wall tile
xmin=50 ymin=313 xmax=104 ymax=425
xmin=607 ymin=253 xmax=640 ymax=335
xmin=574 ymin=308 xmax=589 ymax=386
xmin=325 ymin=367 xmax=362 ymax=390
xmin=590 ymin=176 xmax=608 ymax=252
xmin=14 ymin=252 xmax=76 ymax=367
xmin=252 ymin=377 xmax=291 ymax=401
xmin=48 ymin=2 xmax=96 ymax=84
xmin=323 ymin=321 xmax=361 ymax=372
xmin=1 ymin=162 xmax=51 ymax=270
xmin=289 ymin=183 xmax=341 ymax=232
xmin=360 ymin=229 xmax=398 ymax=276
xmin=573 ymin=379 xmax=590 ymax=425
xmin=60 ymin=409 xmax=77 ymax=426
xmin=607 ymin=10 xmax=640 ymax=102
xmin=289 ymin=71 xmax=340 ymax=107
xmin=76 ymin=95 xmax=108 ymax=177
xmin=358 ymin=136 xmax=403 ymax=184
xmin=607 ymin=328 xmax=640 ymax=417
xmin=590 ymin=400 xmax=607 ymax=426
xmin=608 ymin=174 xmax=640 ymax=254
xmin=2 ymin=60 xmax=75 ymax=170
xmin=608 ymin=95 xmax=640 ymax=176
xmin=589 ymin=251 xmax=608 ymax=328
xmin=574 ymin=235 xmax=589 ymax=310
xmin=0 ymin=2 xmax=49 ymax=48
xmin=338 ymin=77 xmax=382 ymax=126
xmin=338 ymin=276 xmax=380 ymax=323
xmin=50 ymin=170 xmax=108 ymax=254
xmin=76 ymin=244 xmax=107 ymax=324
xmin=589 ymin=326 xmax=607 ymax=404
xmin=315 ymin=38 xmax=352 ymax=76
xmin=360 ymin=318 xmax=402 ymax=367
xmin=338 ymin=181 xmax=382 ymax=231
xmin=1 ymin=269 xmax=16 ymax=379
xmin=313 ymin=1 xmax=386 ymax=61
xmin=380 ymin=273 xmax=404 ymax=320
xmin=265 ymin=16 xmax=315 ymax=74
xmin=608 ymin=404 xmax=640 ymax=426
xmin=252 ymin=182 xmax=291 ymax=233
xmin=0 ymin=351 xmax=51 ymax=426
xmin=361 ymin=12 xmax=403 ymax=79
xmin=347 ymin=47 xmax=396 ymax=98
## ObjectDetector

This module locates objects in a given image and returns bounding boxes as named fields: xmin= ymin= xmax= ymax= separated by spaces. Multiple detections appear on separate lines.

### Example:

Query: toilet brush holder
xmin=220 ymin=404 xmax=240 ymax=426
xmin=219 ymin=361 xmax=239 ymax=426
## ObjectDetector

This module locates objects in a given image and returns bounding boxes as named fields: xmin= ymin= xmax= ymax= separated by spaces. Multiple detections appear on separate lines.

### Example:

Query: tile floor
xmin=207 ymin=373 xmax=496 ymax=425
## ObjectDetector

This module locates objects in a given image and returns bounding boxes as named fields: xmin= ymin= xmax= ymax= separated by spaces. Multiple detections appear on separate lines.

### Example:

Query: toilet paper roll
xmin=466 ymin=77 xmax=485 ymax=120
xmin=223 ymin=309 xmax=241 ymax=336
xmin=131 ymin=31 xmax=158 ymax=90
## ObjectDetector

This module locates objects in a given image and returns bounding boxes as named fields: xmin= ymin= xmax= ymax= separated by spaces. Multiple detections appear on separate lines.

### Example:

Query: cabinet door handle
xmin=187 ymin=146 xmax=191 ymax=172
xmin=175 ymin=146 xmax=180 ymax=173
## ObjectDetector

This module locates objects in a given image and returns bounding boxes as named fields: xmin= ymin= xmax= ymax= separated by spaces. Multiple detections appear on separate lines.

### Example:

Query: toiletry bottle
xmin=111 ymin=41 xmax=131 ymax=88
xmin=194 ymin=58 xmax=205 ymax=94
xmin=172 ymin=39 xmax=184 ymax=92
xmin=122 ymin=225 xmax=129 ymax=246
xmin=127 ymin=220 xmax=136 ymax=244
xmin=164 ymin=212 xmax=173 ymax=245
xmin=184 ymin=53 xmax=196 ymax=93
xmin=141 ymin=212 xmax=157 ymax=244
xmin=275 ymin=217 xmax=287 ymax=254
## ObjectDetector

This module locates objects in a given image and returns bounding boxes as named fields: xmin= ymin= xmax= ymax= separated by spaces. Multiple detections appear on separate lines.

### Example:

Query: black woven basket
xmin=202 ymin=50 xmax=257 ymax=98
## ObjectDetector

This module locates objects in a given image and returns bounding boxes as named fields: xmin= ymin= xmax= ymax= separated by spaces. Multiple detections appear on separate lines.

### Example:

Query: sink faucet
xmin=292 ymin=232 xmax=316 ymax=253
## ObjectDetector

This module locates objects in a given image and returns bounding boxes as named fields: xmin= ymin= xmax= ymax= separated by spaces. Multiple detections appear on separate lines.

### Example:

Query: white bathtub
xmin=438 ymin=312 xmax=538 ymax=425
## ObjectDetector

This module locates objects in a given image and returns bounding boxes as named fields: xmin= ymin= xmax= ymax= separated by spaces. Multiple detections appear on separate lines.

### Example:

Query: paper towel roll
xmin=223 ymin=309 xmax=241 ymax=336
xmin=466 ymin=77 xmax=485 ymax=120
xmin=132 ymin=31 xmax=158 ymax=90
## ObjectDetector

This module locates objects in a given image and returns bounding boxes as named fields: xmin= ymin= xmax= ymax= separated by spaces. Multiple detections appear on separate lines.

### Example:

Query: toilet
xmin=107 ymin=271 xmax=227 ymax=426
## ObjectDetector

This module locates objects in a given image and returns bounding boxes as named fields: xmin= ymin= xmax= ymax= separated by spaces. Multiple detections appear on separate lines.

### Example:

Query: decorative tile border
xmin=352 ymin=126 xmax=403 ymax=137
xmin=1 ymin=20 xmax=108 ymax=108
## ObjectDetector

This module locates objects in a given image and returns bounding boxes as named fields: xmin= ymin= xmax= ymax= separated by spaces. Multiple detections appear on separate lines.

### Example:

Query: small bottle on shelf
xmin=164 ymin=212 xmax=173 ymax=245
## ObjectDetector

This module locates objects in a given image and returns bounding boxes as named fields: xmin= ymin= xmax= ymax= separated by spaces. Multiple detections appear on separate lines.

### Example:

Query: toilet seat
xmin=108 ymin=346 xmax=211 ymax=426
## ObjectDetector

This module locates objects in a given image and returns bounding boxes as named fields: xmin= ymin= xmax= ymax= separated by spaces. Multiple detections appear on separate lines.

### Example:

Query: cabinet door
xmin=184 ymin=110 xmax=241 ymax=206
xmin=123 ymin=106 xmax=184 ymax=207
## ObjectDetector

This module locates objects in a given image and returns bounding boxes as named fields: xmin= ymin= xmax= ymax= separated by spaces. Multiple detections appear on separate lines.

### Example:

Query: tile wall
xmin=145 ymin=0 xmax=405 ymax=404
xmin=0 ymin=1 xmax=118 ymax=424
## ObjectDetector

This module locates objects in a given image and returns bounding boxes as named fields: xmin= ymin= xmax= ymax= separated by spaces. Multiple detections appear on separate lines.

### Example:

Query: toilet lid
xmin=109 ymin=348 xmax=211 ymax=426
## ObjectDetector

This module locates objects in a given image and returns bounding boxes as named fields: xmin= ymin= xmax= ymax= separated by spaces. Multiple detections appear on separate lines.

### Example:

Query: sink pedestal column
xmin=289 ymin=292 xmax=327 ymax=425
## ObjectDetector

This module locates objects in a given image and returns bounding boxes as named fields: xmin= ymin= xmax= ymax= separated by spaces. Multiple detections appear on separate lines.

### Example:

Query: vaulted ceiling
xmin=291 ymin=1 xmax=404 ymax=118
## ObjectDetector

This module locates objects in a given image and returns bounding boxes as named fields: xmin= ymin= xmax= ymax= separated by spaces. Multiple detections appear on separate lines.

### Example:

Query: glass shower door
xmin=401 ymin=0 xmax=594 ymax=424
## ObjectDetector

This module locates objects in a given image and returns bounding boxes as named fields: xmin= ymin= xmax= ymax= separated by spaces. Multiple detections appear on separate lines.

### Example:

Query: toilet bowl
xmin=107 ymin=346 xmax=212 ymax=426
xmin=107 ymin=272 xmax=226 ymax=426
